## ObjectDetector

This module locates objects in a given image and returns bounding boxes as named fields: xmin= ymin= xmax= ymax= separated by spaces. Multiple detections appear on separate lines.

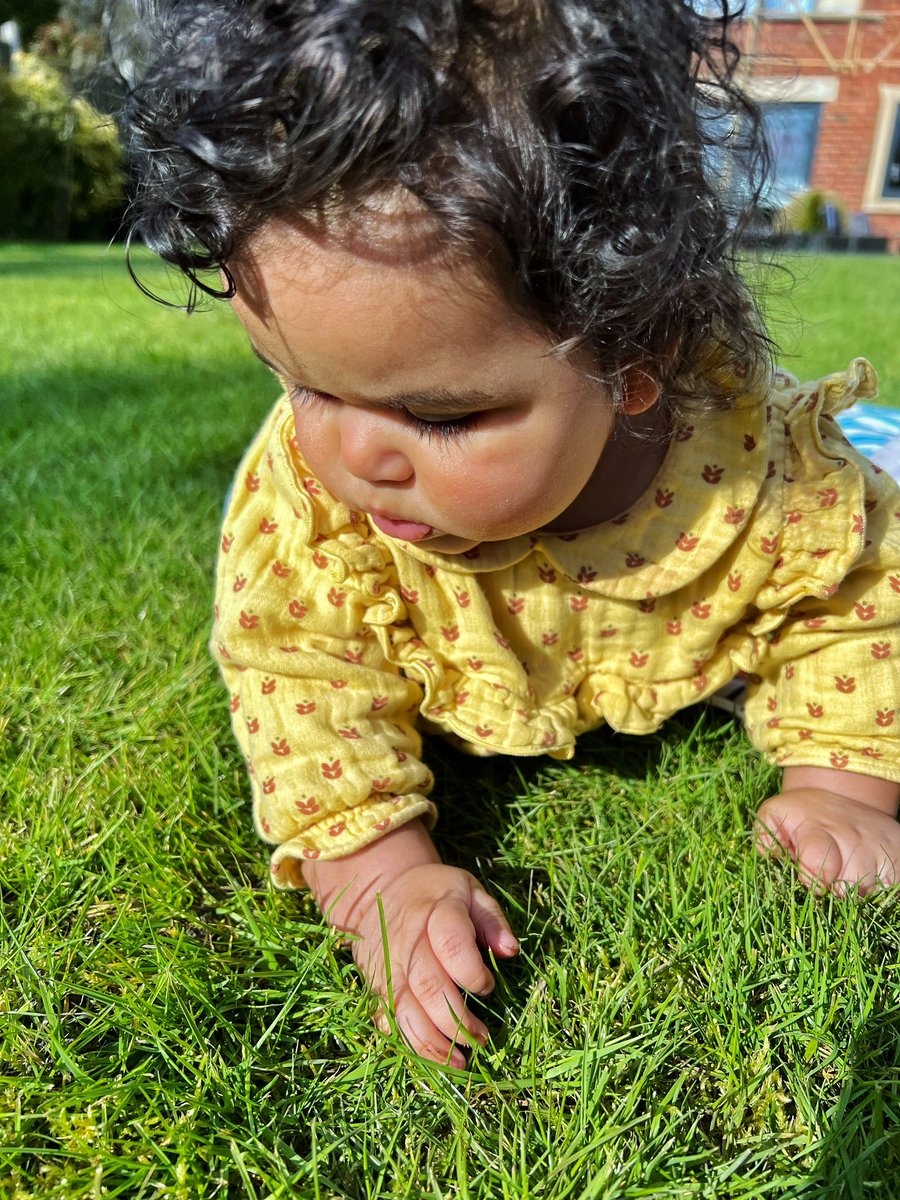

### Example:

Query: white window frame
xmin=863 ymin=85 xmax=900 ymax=214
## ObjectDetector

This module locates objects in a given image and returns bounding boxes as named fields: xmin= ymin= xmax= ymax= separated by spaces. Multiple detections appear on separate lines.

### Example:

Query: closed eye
xmin=289 ymin=385 xmax=478 ymax=441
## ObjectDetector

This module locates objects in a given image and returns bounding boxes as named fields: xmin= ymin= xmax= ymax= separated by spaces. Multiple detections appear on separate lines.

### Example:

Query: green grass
xmin=1 ymin=245 xmax=899 ymax=1199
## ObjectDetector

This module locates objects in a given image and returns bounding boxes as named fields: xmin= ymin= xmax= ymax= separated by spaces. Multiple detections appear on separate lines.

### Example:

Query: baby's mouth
xmin=368 ymin=510 xmax=434 ymax=542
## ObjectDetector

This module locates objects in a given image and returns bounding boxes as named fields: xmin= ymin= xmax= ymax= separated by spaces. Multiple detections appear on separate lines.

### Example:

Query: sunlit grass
xmin=1 ymin=245 xmax=898 ymax=1197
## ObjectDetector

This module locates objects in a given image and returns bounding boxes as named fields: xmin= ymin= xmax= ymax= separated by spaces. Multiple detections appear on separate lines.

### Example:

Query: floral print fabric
xmin=212 ymin=359 xmax=900 ymax=883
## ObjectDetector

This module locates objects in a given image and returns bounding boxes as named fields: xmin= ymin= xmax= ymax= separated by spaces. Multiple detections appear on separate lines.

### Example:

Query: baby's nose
xmin=340 ymin=408 xmax=414 ymax=484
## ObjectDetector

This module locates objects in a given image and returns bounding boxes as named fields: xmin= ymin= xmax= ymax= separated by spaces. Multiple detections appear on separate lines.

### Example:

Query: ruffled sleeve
xmin=742 ymin=361 xmax=900 ymax=781
xmin=211 ymin=400 xmax=436 ymax=885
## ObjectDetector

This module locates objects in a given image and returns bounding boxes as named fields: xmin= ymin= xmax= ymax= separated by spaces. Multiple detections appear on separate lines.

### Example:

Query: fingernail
xmin=500 ymin=935 xmax=519 ymax=953
xmin=450 ymin=1050 xmax=467 ymax=1069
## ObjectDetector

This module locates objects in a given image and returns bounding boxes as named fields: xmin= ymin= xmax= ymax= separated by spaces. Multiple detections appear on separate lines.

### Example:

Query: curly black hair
xmin=122 ymin=0 xmax=773 ymax=412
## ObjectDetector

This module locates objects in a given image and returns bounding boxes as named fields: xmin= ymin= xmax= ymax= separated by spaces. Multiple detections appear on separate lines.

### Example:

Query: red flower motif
xmin=861 ymin=747 xmax=883 ymax=759
xmin=371 ymin=696 xmax=389 ymax=711
xmin=727 ymin=572 xmax=742 ymax=593
xmin=855 ymin=602 xmax=876 ymax=621
xmin=766 ymin=696 xmax=777 ymax=711
xmin=876 ymin=710 xmax=895 ymax=728
xmin=262 ymin=778 xmax=276 ymax=795
xmin=625 ymin=552 xmax=646 ymax=568
xmin=373 ymin=818 xmax=392 ymax=832
xmin=454 ymin=589 xmax=471 ymax=608
xmin=442 ymin=624 xmax=460 ymax=642
xmin=570 ymin=595 xmax=589 ymax=612
xmin=766 ymin=460 xmax=777 ymax=479
xmin=806 ymin=703 xmax=823 ymax=719
xmin=785 ymin=665 xmax=795 ymax=680
xmin=327 ymin=588 xmax=347 ymax=608
xmin=538 ymin=565 xmax=557 ymax=583
xmin=786 ymin=510 xmax=803 ymax=525
xmin=272 ymin=560 xmax=292 ymax=578
xmin=245 ymin=471 xmax=260 ymax=492
xmin=329 ymin=679 xmax=347 ymax=689
xmin=494 ymin=631 xmax=511 ymax=649
xmin=829 ymin=752 xmax=849 ymax=769
xmin=239 ymin=611 xmax=259 ymax=630
xmin=871 ymin=642 xmax=891 ymax=660
xmin=259 ymin=517 xmax=278 ymax=534
xmin=371 ymin=777 xmax=391 ymax=791
xmin=302 ymin=478 xmax=321 ymax=495
xmin=835 ymin=676 xmax=856 ymax=694
xmin=261 ymin=678 xmax=276 ymax=695
xmin=702 ymin=464 xmax=724 ymax=485
xmin=798 ymin=729 xmax=812 ymax=739
xmin=817 ymin=488 xmax=838 ymax=509
xmin=629 ymin=650 xmax=649 ymax=668
xmin=507 ymin=596 xmax=526 ymax=615
xmin=691 ymin=601 xmax=711 ymax=620
xmin=851 ymin=514 xmax=864 ymax=535
xmin=743 ymin=434 xmax=756 ymax=451
xmin=339 ymin=727 xmax=361 ymax=740
xmin=803 ymin=617 xmax=826 ymax=630
xmin=638 ymin=596 xmax=656 ymax=614
xmin=288 ymin=600 xmax=308 ymax=619
xmin=889 ymin=574 xmax=900 ymax=594
xmin=674 ymin=424 xmax=694 ymax=442
xmin=272 ymin=738 xmax=291 ymax=756
xmin=676 ymin=533 xmax=699 ymax=552
xmin=542 ymin=632 xmax=559 ymax=646
xmin=221 ymin=534 xmax=234 ymax=554
xmin=311 ymin=551 xmax=328 ymax=570
xmin=302 ymin=848 xmax=320 ymax=860
xmin=475 ymin=726 xmax=494 ymax=738
xmin=655 ymin=488 xmax=674 ymax=508
xmin=295 ymin=701 xmax=316 ymax=715
xmin=568 ymin=648 xmax=585 ymax=662
xmin=692 ymin=674 xmax=708 ymax=693
xmin=666 ymin=620 xmax=681 ymax=635
xmin=321 ymin=759 xmax=343 ymax=779
xmin=467 ymin=657 xmax=484 ymax=671
xmin=599 ymin=626 xmax=618 ymax=638
xmin=760 ymin=536 xmax=779 ymax=555
xmin=400 ymin=586 xmax=419 ymax=604
xmin=328 ymin=822 xmax=346 ymax=837
xmin=724 ymin=506 xmax=745 ymax=525
xmin=246 ymin=717 xmax=259 ymax=734
xmin=577 ymin=566 xmax=597 ymax=584
xmin=344 ymin=649 xmax=364 ymax=665
xmin=230 ymin=694 xmax=240 ymax=712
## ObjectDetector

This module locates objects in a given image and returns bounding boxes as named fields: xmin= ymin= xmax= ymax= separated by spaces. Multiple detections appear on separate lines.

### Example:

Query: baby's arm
xmin=756 ymin=767 xmax=900 ymax=893
xmin=302 ymin=819 xmax=519 ymax=1067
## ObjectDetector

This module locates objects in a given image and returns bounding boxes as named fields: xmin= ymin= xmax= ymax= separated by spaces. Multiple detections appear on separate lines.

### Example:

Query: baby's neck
xmin=540 ymin=406 xmax=671 ymax=534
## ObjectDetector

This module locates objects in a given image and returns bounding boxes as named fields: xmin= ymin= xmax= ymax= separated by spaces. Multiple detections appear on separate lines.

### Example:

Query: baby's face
xmin=229 ymin=212 xmax=618 ymax=554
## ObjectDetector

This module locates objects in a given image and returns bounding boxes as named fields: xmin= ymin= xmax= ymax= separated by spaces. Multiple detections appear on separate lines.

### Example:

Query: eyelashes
xmin=288 ymin=386 xmax=478 ymax=442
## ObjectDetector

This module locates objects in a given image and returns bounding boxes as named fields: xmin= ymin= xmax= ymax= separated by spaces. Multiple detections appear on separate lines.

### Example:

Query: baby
xmin=124 ymin=0 xmax=900 ymax=1067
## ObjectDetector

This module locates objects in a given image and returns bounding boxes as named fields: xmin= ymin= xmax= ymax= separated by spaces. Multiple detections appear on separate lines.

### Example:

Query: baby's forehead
xmin=254 ymin=192 xmax=450 ymax=269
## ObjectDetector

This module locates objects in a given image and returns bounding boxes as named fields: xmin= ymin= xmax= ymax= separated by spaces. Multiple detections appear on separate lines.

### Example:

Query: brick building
xmin=739 ymin=0 xmax=900 ymax=250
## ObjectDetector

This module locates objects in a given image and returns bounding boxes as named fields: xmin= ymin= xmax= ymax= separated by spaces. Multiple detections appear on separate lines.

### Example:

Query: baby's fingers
xmin=427 ymin=900 xmax=495 ymax=995
xmin=373 ymin=999 xmax=468 ymax=1069
xmin=469 ymin=886 xmax=519 ymax=958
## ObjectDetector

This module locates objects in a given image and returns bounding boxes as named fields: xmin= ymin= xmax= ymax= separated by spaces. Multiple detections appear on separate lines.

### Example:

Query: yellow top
xmin=211 ymin=360 xmax=900 ymax=885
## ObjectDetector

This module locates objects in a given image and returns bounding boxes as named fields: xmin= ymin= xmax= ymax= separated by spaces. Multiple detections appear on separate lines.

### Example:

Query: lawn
xmin=1 ymin=245 xmax=899 ymax=1199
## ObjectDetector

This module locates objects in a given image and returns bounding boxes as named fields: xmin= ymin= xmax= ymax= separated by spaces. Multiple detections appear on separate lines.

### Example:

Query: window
xmin=759 ymin=102 xmax=822 ymax=201
xmin=756 ymin=0 xmax=860 ymax=13
xmin=882 ymin=105 xmax=900 ymax=200
xmin=864 ymin=87 xmax=900 ymax=212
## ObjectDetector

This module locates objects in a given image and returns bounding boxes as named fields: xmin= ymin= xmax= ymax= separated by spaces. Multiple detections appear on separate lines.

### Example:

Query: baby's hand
xmin=756 ymin=769 xmax=900 ymax=895
xmin=353 ymin=862 xmax=517 ymax=1066
xmin=302 ymin=820 xmax=518 ymax=1067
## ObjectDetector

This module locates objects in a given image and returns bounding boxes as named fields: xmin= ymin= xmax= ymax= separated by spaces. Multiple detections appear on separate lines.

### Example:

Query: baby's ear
xmin=621 ymin=367 xmax=662 ymax=415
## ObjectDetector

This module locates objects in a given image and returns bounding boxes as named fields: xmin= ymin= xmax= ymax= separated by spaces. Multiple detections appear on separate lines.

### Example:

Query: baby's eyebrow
xmin=248 ymin=340 xmax=496 ymax=412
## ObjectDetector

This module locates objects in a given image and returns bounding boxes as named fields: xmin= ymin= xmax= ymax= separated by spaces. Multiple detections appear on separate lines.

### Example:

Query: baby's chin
xmin=416 ymin=532 xmax=484 ymax=555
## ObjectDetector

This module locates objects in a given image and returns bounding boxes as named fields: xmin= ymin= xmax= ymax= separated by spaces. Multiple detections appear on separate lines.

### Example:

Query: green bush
xmin=0 ymin=52 xmax=126 ymax=240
